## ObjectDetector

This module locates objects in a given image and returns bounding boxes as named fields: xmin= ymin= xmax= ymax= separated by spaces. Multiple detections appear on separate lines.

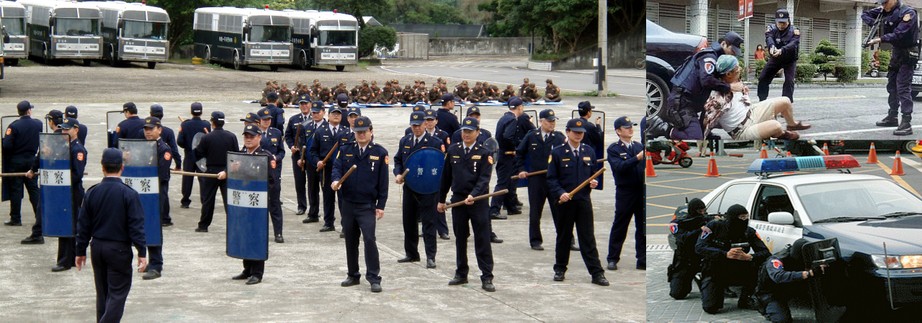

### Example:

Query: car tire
xmin=902 ymin=140 xmax=916 ymax=153
xmin=647 ymin=72 xmax=668 ymax=117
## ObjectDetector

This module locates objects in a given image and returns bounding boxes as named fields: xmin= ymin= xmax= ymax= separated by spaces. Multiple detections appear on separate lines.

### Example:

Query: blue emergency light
xmin=747 ymin=155 xmax=860 ymax=174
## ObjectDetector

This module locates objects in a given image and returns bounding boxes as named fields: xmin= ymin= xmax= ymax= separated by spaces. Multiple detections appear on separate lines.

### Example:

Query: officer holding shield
xmin=310 ymin=106 xmax=346 ymax=233
xmin=194 ymin=111 xmax=239 ymax=232
xmin=64 ymin=106 xmax=88 ymax=146
xmin=394 ymin=111 xmax=444 ymax=268
xmin=256 ymin=108 xmax=286 ymax=243
xmin=516 ymin=109 xmax=565 ymax=250
xmin=3 ymin=101 xmax=43 ymax=242
xmin=177 ymin=102 xmax=211 ymax=209
xmin=332 ymin=116 xmax=389 ymax=293
xmin=754 ymin=239 xmax=813 ymax=323
xmin=138 ymin=117 xmax=172 ymax=279
xmin=116 ymin=102 xmax=146 ymax=143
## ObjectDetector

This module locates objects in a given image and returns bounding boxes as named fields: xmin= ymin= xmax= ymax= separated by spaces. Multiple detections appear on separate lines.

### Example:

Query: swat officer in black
xmin=864 ymin=0 xmax=919 ymax=135
xmin=606 ymin=117 xmax=646 ymax=271
xmin=438 ymin=117 xmax=497 ymax=292
xmin=149 ymin=105 xmax=180 ymax=226
xmin=284 ymin=94 xmax=313 ymax=216
xmin=194 ymin=111 xmax=239 ymax=232
xmin=256 ymin=107 xmax=286 ymax=243
xmin=332 ymin=116 xmax=389 ymax=293
xmin=668 ymin=198 xmax=709 ymax=299
xmin=2 ymin=101 xmax=43 ymax=242
xmin=309 ymin=105 xmax=346 ymax=233
xmin=758 ymin=9 xmax=801 ymax=103
xmin=696 ymin=204 xmax=771 ymax=314
xmin=177 ymin=102 xmax=211 ymax=209
xmin=297 ymin=101 xmax=327 ymax=223
xmin=490 ymin=96 xmax=530 ymax=219
xmin=116 ymin=102 xmax=146 ymax=143
xmin=755 ymin=239 xmax=813 ymax=323
xmin=75 ymin=148 xmax=147 ymax=323
xmin=436 ymin=93 xmax=461 ymax=135
xmin=516 ymin=109 xmax=564 ymax=250
xmin=64 ymin=106 xmax=88 ymax=146
xmin=141 ymin=117 xmax=171 ymax=280
xmin=548 ymin=118 xmax=609 ymax=287
xmin=265 ymin=92 xmax=286 ymax=132
xmin=394 ymin=111 xmax=444 ymax=268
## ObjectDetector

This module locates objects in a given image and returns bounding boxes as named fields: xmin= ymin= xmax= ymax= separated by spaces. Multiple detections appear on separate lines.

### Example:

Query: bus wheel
xmin=83 ymin=59 xmax=92 ymax=67
xmin=299 ymin=52 xmax=310 ymax=70
xmin=336 ymin=65 xmax=345 ymax=72
xmin=270 ymin=65 xmax=279 ymax=72
xmin=109 ymin=47 xmax=119 ymax=67
xmin=233 ymin=51 xmax=242 ymax=70
xmin=204 ymin=46 xmax=212 ymax=64
xmin=148 ymin=62 xmax=157 ymax=69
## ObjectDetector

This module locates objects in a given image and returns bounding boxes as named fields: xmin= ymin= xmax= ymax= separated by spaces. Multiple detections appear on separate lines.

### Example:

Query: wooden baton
xmin=0 ymin=172 xmax=29 ymax=177
xmin=331 ymin=165 xmax=358 ymax=190
xmin=446 ymin=189 xmax=509 ymax=209
xmin=317 ymin=142 xmax=339 ymax=170
xmin=170 ymin=170 xmax=220 ymax=178
xmin=559 ymin=167 xmax=606 ymax=204
xmin=509 ymin=159 xmax=605 ymax=179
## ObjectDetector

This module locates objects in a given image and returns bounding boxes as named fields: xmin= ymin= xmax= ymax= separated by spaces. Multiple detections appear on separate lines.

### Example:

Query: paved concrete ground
xmin=0 ymin=95 xmax=645 ymax=321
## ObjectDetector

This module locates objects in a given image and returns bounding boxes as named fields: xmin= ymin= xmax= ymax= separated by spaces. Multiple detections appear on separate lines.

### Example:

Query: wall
xmin=551 ymin=32 xmax=644 ymax=70
xmin=428 ymin=37 xmax=536 ymax=56
xmin=396 ymin=33 xmax=429 ymax=59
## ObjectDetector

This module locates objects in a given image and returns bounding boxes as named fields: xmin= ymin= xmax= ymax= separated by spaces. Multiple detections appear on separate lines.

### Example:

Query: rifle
xmin=864 ymin=10 xmax=883 ymax=48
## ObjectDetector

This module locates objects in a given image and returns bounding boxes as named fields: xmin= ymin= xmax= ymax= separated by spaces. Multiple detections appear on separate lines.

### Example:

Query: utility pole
xmin=598 ymin=0 xmax=608 ymax=96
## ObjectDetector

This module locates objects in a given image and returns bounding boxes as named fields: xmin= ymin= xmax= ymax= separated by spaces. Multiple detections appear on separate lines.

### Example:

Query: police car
xmin=698 ymin=155 xmax=922 ymax=311
xmin=913 ymin=62 xmax=922 ymax=98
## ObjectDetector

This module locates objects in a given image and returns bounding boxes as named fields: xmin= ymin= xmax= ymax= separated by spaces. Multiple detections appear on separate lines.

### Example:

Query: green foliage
xmin=810 ymin=39 xmax=844 ymax=81
xmin=391 ymin=0 xmax=468 ymax=24
xmin=834 ymin=65 xmax=859 ymax=83
xmin=879 ymin=50 xmax=891 ymax=72
xmin=814 ymin=39 xmax=843 ymax=57
xmin=754 ymin=59 xmax=767 ymax=77
xmin=795 ymin=63 xmax=817 ymax=83
xmin=358 ymin=26 xmax=396 ymax=58
xmin=861 ymin=50 xmax=871 ymax=75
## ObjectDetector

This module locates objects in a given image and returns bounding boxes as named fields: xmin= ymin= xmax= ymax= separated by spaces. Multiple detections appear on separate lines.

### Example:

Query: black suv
xmin=646 ymin=20 xmax=706 ymax=116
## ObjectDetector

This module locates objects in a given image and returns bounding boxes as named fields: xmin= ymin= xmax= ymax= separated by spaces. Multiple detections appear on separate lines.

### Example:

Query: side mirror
xmin=768 ymin=212 xmax=795 ymax=225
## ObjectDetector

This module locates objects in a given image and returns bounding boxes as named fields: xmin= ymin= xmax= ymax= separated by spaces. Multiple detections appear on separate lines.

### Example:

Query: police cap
xmin=460 ymin=117 xmax=480 ymax=131
xmin=60 ymin=117 xmax=79 ymax=130
xmin=353 ymin=116 xmax=372 ymax=131
xmin=65 ymin=105 xmax=78 ymax=118
xmin=409 ymin=111 xmax=425 ymax=125
xmin=143 ymin=117 xmax=162 ymax=128
xmin=539 ymin=109 xmax=557 ymax=121
xmin=566 ymin=118 xmax=587 ymax=133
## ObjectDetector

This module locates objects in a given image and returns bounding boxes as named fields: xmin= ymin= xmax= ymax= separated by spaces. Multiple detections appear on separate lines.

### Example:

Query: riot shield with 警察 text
xmin=405 ymin=147 xmax=445 ymax=194
xmin=802 ymin=238 xmax=847 ymax=322
xmin=226 ymin=152 xmax=269 ymax=261
xmin=39 ymin=133 xmax=74 ymax=237
xmin=119 ymin=139 xmax=162 ymax=246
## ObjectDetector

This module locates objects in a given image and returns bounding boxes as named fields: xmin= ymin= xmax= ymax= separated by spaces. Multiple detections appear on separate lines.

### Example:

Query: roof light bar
xmin=747 ymin=155 xmax=860 ymax=174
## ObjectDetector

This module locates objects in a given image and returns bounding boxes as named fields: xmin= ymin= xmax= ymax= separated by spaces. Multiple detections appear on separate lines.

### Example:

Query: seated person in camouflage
xmin=544 ymin=79 xmax=561 ymax=102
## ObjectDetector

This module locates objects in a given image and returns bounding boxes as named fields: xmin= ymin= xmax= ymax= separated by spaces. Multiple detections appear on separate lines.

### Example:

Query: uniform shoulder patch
xmin=669 ymin=223 xmax=678 ymax=234
xmin=488 ymin=155 xmax=494 ymax=165
xmin=771 ymin=259 xmax=783 ymax=269
xmin=703 ymin=57 xmax=716 ymax=74
xmin=904 ymin=13 xmax=912 ymax=22
xmin=4 ymin=128 xmax=10 ymax=136
xmin=115 ymin=126 xmax=121 ymax=133
xmin=77 ymin=152 xmax=84 ymax=161
xmin=164 ymin=152 xmax=172 ymax=161
xmin=271 ymin=159 xmax=277 ymax=169
xmin=766 ymin=26 xmax=772 ymax=33
xmin=793 ymin=29 xmax=800 ymax=36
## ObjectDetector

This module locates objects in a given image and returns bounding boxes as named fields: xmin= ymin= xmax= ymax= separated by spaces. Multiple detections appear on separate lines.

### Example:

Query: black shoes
xmin=397 ymin=257 xmax=420 ymax=263
xmin=370 ymin=282 xmax=382 ymax=293
xmin=21 ymin=236 xmax=44 ymax=244
xmin=490 ymin=211 xmax=507 ymax=220
xmin=232 ymin=272 xmax=248 ymax=280
xmin=161 ymin=222 xmax=173 ymax=227
xmin=302 ymin=217 xmax=319 ymax=223
xmin=180 ymin=204 xmax=190 ymax=209
xmin=607 ymin=262 xmax=617 ymax=271
xmin=439 ymin=233 xmax=450 ymax=240
xmin=507 ymin=208 xmax=522 ymax=215
xmin=448 ymin=276 xmax=468 ymax=286
xmin=319 ymin=226 xmax=335 ymax=232
xmin=341 ymin=276 xmax=360 ymax=287
xmin=553 ymin=271 xmax=565 ymax=281
xmin=637 ymin=263 xmax=646 ymax=270
xmin=4 ymin=220 xmax=22 ymax=226
xmin=275 ymin=234 xmax=284 ymax=243
xmin=142 ymin=269 xmax=161 ymax=280
xmin=245 ymin=276 xmax=261 ymax=285
xmin=491 ymin=236 xmax=504 ymax=244
xmin=481 ymin=279 xmax=496 ymax=292
xmin=894 ymin=116 xmax=913 ymax=136
xmin=295 ymin=208 xmax=306 ymax=215
xmin=877 ymin=115 xmax=899 ymax=127
xmin=426 ymin=259 xmax=436 ymax=269
xmin=591 ymin=274 xmax=610 ymax=286
xmin=737 ymin=296 xmax=757 ymax=310
xmin=51 ymin=265 xmax=72 ymax=272
xmin=195 ymin=227 xmax=208 ymax=233
xmin=531 ymin=244 xmax=544 ymax=251
xmin=570 ymin=243 xmax=579 ymax=251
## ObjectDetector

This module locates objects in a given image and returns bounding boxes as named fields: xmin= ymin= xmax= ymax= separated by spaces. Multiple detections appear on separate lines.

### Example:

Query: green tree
xmin=358 ymin=25 xmax=397 ymax=58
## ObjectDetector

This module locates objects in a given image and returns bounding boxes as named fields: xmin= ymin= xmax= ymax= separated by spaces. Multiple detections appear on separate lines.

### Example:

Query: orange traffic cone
xmin=822 ymin=143 xmax=830 ymax=156
xmin=645 ymin=152 xmax=657 ymax=177
xmin=705 ymin=152 xmax=720 ymax=177
xmin=867 ymin=142 xmax=878 ymax=164
xmin=891 ymin=151 xmax=905 ymax=176
xmin=759 ymin=143 xmax=768 ymax=159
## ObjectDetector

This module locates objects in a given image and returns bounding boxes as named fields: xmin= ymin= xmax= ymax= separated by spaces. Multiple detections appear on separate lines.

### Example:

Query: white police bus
xmin=85 ymin=1 xmax=169 ymax=69
xmin=286 ymin=10 xmax=357 ymax=72
xmin=0 ymin=1 xmax=28 ymax=66
xmin=20 ymin=0 xmax=102 ymax=65
xmin=193 ymin=7 xmax=292 ymax=71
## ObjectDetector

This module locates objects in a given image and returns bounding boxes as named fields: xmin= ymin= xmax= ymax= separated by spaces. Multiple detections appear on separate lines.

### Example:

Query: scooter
xmin=647 ymin=140 xmax=693 ymax=168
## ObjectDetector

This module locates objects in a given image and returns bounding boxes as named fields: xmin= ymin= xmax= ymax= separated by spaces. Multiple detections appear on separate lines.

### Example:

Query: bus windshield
xmin=319 ymin=30 xmax=356 ymax=46
xmin=54 ymin=18 xmax=99 ymax=36
xmin=249 ymin=25 xmax=289 ymax=42
xmin=123 ymin=21 xmax=168 ymax=40
xmin=1 ymin=18 xmax=24 ymax=36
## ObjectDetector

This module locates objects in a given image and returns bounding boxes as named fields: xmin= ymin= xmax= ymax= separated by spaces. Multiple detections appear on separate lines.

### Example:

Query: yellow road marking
xmin=876 ymin=161 xmax=922 ymax=197
xmin=647 ymin=190 xmax=713 ymax=199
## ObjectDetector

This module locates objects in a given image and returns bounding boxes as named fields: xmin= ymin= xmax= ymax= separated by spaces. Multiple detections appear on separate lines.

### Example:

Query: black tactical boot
xmin=645 ymin=115 xmax=672 ymax=139
xmin=893 ymin=115 xmax=913 ymax=136
xmin=876 ymin=113 xmax=898 ymax=127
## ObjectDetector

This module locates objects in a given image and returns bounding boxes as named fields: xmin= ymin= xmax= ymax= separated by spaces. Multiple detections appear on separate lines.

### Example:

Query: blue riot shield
xmin=39 ymin=133 xmax=74 ymax=237
xmin=119 ymin=139 xmax=162 ymax=246
xmin=226 ymin=152 xmax=269 ymax=261
xmin=405 ymin=147 xmax=445 ymax=194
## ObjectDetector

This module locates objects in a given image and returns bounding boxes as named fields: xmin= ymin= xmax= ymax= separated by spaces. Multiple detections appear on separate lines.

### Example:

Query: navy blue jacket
xmin=116 ymin=116 xmax=146 ymax=141
xmin=161 ymin=126 xmax=182 ymax=169
xmin=765 ymin=25 xmax=801 ymax=63
xmin=156 ymin=139 xmax=171 ymax=182
xmin=267 ymin=103 xmax=285 ymax=132
xmin=451 ymin=128 xmax=492 ymax=150
xmin=393 ymin=132 xmax=443 ymax=176
xmin=439 ymin=142 xmax=493 ymax=203
xmin=76 ymin=177 xmax=147 ymax=257
xmin=2 ymin=115 xmax=42 ymax=161
xmin=436 ymin=108 xmax=460 ymax=135
xmin=608 ymin=140 xmax=644 ymax=188
xmin=77 ymin=123 xmax=88 ymax=147
xmin=696 ymin=220 xmax=771 ymax=274
xmin=240 ymin=147 xmax=278 ymax=189
xmin=194 ymin=128 xmax=239 ymax=173
xmin=516 ymin=129 xmax=564 ymax=172
xmin=755 ymin=254 xmax=808 ymax=297
xmin=309 ymin=123 xmax=347 ymax=167
xmin=864 ymin=3 xmax=919 ymax=49
xmin=670 ymin=43 xmax=731 ymax=105
xmin=259 ymin=127 xmax=286 ymax=165
xmin=332 ymin=142 xmax=389 ymax=209
xmin=547 ymin=143 xmax=599 ymax=202
xmin=177 ymin=117 xmax=211 ymax=155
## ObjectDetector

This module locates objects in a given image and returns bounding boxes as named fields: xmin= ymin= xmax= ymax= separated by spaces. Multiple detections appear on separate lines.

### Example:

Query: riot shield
xmin=802 ymin=238 xmax=848 ymax=322
xmin=226 ymin=152 xmax=269 ymax=261
xmin=106 ymin=110 xmax=122 ymax=148
xmin=191 ymin=132 xmax=207 ymax=171
xmin=39 ymin=133 xmax=74 ymax=237
xmin=405 ymin=147 xmax=445 ymax=194
xmin=0 ymin=115 xmax=17 ymax=139
xmin=119 ymin=139 xmax=162 ymax=246
xmin=483 ymin=137 xmax=499 ymax=165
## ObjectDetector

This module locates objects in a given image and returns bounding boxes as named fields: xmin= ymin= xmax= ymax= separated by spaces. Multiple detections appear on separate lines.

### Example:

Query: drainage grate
xmin=647 ymin=244 xmax=672 ymax=252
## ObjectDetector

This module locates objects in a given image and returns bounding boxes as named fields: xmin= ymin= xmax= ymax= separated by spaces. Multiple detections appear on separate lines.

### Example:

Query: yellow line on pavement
xmin=876 ymin=161 xmax=922 ymax=197
xmin=648 ymin=202 xmax=679 ymax=210
xmin=646 ymin=182 xmax=710 ymax=191
xmin=649 ymin=223 xmax=671 ymax=227
xmin=649 ymin=213 xmax=676 ymax=220
xmin=647 ymin=190 xmax=712 ymax=199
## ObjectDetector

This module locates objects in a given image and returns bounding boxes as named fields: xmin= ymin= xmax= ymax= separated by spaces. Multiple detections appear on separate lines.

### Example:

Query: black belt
xmin=728 ymin=110 xmax=752 ymax=138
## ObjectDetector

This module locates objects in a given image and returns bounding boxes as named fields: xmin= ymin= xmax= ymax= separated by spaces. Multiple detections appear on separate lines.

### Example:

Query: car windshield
xmin=2 ymin=18 xmax=24 ymax=36
xmin=123 ymin=21 xmax=168 ymax=40
xmin=54 ymin=18 xmax=98 ymax=36
xmin=249 ymin=25 xmax=289 ymax=42
xmin=796 ymin=179 xmax=922 ymax=223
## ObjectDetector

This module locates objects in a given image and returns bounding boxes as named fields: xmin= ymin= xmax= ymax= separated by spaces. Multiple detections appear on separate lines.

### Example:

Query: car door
xmin=705 ymin=182 xmax=756 ymax=217
xmin=749 ymin=184 xmax=803 ymax=253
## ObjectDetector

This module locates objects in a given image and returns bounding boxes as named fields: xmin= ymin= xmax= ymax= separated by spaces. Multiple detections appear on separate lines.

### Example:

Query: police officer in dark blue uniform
xmin=194 ymin=111 xmax=239 ymax=232
xmin=64 ymin=105 xmax=88 ymax=146
xmin=515 ymin=109 xmax=564 ymax=250
xmin=2 ymin=101 xmax=43 ymax=242
xmin=228 ymin=125 xmax=278 ymax=285
xmin=332 ymin=116 xmax=388 ymax=293
xmin=755 ymin=239 xmax=812 ymax=323
xmin=177 ymin=102 xmax=211 ymax=209
xmin=490 ymin=96 xmax=531 ymax=219
xmin=116 ymin=102 xmax=146 ymax=143
xmin=140 ymin=117 xmax=171 ymax=280
xmin=265 ymin=92 xmax=286 ymax=132
xmin=452 ymin=106 xmax=503 ymax=244
xmin=423 ymin=109 xmax=451 ymax=145
xmin=758 ymin=9 xmax=800 ymax=103
xmin=450 ymin=106 xmax=492 ymax=146
xmin=436 ymin=93 xmax=461 ymax=135
xmin=548 ymin=118 xmax=609 ymax=286
xmin=149 ymin=105 xmax=180 ymax=226
xmin=284 ymin=94 xmax=313 ymax=216
xmin=696 ymin=204 xmax=771 ymax=314
xmin=297 ymin=101 xmax=327 ymax=223
xmin=75 ymin=148 xmax=147 ymax=323
xmin=865 ymin=0 xmax=919 ymax=135
xmin=39 ymin=118 xmax=86 ymax=272
xmin=438 ymin=117 xmax=497 ymax=292
xmin=335 ymin=93 xmax=352 ymax=128
xmin=394 ymin=111 xmax=443 ymax=268
xmin=606 ymin=117 xmax=646 ymax=271
xmin=667 ymin=198 xmax=709 ymax=299
xmin=650 ymin=32 xmax=744 ymax=140
xmin=256 ymin=107 xmax=286 ymax=243
xmin=577 ymin=101 xmax=604 ymax=160
xmin=309 ymin=105 xmax=346 ymax=233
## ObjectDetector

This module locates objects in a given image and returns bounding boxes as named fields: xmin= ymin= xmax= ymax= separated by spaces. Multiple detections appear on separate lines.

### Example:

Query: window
xmin=752 ymin=185 xmax=795 ymax=223
xmin=249 ymin=25 xmax=289 ymax=42
xmin=2 ymin=18 xmax=23 ymax=36
xmin=54 ymin=18 xmax=98 ymax=36
xmin=123 ymin=21 xmax=168 ymax=40
xmin=706 ymin=183 xmax=755 ymax=216
xmin=796 ymin=180 xmax=922 ymax=222
xmin=319 ymin=30 xmax=355 ymax=46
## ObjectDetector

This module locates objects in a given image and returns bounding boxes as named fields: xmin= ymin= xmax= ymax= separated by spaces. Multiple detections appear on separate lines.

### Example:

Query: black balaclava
xmin=786 ymin=239 xmax=808 ymax=270
xmin=688 ymin=198 xmax=706 ymax=219
xmin=726 ymin=204 xmax=750 ymax=236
